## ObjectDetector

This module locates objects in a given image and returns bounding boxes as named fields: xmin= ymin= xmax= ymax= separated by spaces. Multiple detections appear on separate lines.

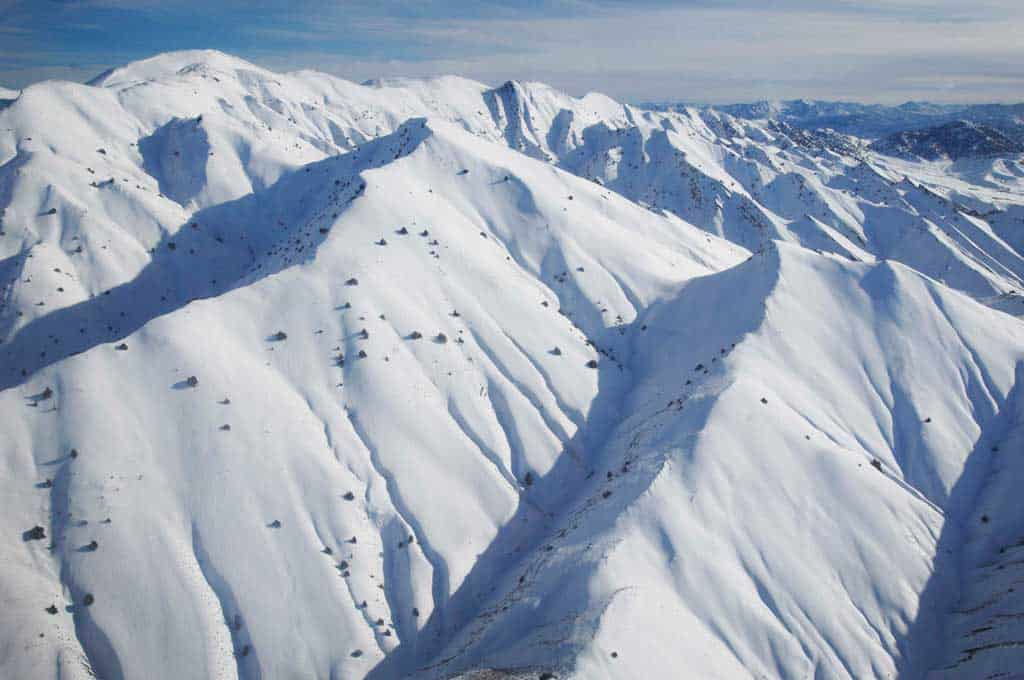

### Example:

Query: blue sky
xmin=2 ymin=0 xmax=1022 ymax=104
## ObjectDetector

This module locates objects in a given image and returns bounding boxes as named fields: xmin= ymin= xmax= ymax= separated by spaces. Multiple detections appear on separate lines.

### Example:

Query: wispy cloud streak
xmin=0 ymin=0 xmax=1021 ymax=104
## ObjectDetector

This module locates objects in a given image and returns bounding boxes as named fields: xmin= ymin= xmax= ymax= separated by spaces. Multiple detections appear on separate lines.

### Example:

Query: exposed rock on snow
xmin=1 ymin=50 xmax=1023 ymax=680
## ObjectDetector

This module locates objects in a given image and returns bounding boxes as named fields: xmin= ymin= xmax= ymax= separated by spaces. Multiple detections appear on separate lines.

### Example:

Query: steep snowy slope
xmin=1 ymin=117 xmax=743 ymax=680
xmin=926 ymin=368 xmax=1024 ymax=679
xmin=370 ymin=243 xmax=1024 ymax=680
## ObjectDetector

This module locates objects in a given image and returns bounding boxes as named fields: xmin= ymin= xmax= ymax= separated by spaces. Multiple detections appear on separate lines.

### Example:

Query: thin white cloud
xmin=2 ymin=0 xmax=1023 ymax=103
xmin=243 ymin=2 xmax=1024 ymax=104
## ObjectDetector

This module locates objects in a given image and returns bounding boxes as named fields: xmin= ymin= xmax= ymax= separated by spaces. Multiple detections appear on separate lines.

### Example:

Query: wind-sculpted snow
xmin=2 ymin=51 xmax=1024 ymax=679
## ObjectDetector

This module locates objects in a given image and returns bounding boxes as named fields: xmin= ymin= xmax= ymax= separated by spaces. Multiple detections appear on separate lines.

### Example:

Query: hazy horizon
xmin=2 ymin=0 xmax=1023 ymax=105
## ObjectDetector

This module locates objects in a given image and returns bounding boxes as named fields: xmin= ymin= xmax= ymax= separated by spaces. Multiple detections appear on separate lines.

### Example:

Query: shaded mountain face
xmin=870 ymin=120 xmax=1024 ymax=161
xmin=2 ymin=51 xmax=1024 ymax=680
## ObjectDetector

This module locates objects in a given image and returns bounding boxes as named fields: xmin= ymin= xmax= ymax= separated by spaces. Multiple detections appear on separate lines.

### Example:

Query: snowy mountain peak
xmin=87 ymin=48 xmax=269 ymax=88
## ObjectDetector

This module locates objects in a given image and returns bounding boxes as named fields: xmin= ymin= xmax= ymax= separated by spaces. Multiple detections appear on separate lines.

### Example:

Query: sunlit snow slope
xmin=2 ymin=51 xmax=1024 ymax=680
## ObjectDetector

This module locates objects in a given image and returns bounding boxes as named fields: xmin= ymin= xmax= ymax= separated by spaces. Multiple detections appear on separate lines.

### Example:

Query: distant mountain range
xmin=646 ymin=98 xmax=1024 ymax=155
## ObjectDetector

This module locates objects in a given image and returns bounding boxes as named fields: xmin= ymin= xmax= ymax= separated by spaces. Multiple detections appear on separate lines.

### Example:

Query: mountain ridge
xmin=645 ymin=97 xmax=1024 ymax=143
xmin=870 ymin=120 xmax=1024 ymax=161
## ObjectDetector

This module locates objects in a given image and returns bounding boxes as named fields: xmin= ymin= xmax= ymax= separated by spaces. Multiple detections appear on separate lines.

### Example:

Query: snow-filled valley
xmin=2 ymin=50 xmax=1024 ymax=679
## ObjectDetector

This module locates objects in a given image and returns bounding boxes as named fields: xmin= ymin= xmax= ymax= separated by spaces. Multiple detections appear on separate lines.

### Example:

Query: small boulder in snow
xmin=24 ymin=526 xmax=46 ymax=541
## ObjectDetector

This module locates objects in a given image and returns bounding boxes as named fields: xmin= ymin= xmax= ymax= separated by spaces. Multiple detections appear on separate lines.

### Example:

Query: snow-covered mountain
xmin=2 ymin=50 xmax=1024 ymax=679
xmin=647 ymin=99 xmax=1024 ymax=145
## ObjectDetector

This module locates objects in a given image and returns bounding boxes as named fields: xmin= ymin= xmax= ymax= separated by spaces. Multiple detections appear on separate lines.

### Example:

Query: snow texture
xmin=2 ymin=50 xmax=1024 ymax=680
